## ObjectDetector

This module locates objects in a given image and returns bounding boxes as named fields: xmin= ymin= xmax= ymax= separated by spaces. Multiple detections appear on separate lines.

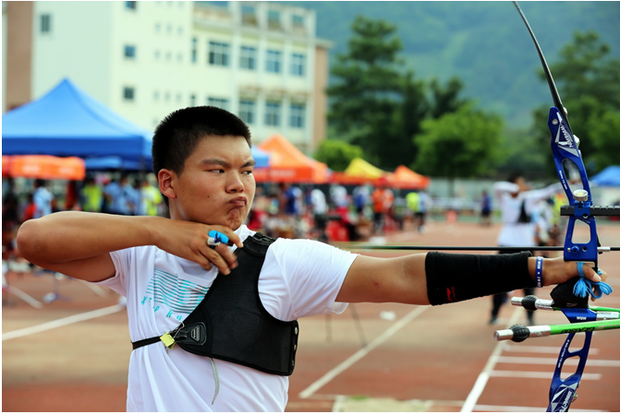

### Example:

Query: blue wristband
xmin=535 ymin=256 xmax=543 ymax=288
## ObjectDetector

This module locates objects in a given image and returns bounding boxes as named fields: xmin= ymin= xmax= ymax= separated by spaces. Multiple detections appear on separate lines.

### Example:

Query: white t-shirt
xmin=494 ymin=182 xmax=562 ymax=247
xmin=96 ymin=225 xmax=357 ymax=412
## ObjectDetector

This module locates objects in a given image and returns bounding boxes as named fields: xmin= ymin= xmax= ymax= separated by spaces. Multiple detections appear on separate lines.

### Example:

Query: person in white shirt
xmin=490 ymin=174 xmax=564 ymax=324
xmin=32 ymin=179 xmax=53 ymax=218
xmin=16 ymin=107 xmax=603 ymax=412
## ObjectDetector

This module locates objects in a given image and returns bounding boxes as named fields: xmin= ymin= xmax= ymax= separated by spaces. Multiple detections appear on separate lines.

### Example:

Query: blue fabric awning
xmin=592 ymin=166 xmax=620 ymax=187
xmin=2 ymin=78 xmax=153 ymax=168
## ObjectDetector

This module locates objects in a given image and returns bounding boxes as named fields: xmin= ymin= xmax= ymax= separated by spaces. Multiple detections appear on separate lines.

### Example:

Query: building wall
xmin=32 ymin=2 xmax=113 ymax=106
xmin=5 ymin=1 xmax=330 ymax=154
xmin=5 ymin=1 xmax=33 ymax=111
xmin=3 ymin=2 xmax=7 ymax=113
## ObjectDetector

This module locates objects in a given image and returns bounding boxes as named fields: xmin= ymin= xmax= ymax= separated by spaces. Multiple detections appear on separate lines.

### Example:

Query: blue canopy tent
xmin=591 ymin=166 xmax=620 ymax=187
xmin=2 ymin=78 xmax=153 ymax=170
xmin=251 ymin=146 xmax=270 ymax=168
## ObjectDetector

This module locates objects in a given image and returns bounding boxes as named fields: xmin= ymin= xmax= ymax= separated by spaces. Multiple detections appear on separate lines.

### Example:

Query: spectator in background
xmin=22 ymin=193 xmax=36 ymax=222
xmin=105 ymin=174 xmax=137 ymax=215
xmin=281 ymin=183 xmax=302 ymax=218
xmin=2 ymin=178 xmax=20 ymax=261
xmin=33 ymin=179 xmax=53 ymax=218
xmin=139 ymin=174 xmax=163 ymax=216
xmin=371 ymin=177 xmax=393 ymax=236
xmin=103 ymin=176 xmax=121 ymax=214
xmin=81 ymin=176 xmax=104 ymax=212
xmin=119 ymin=175 xmax=138 ymax=215
xmin=406 ymin=190 xmax=429 ymax=233
xmin=308 ymin=186 xmax=328 ymax=242
xmin=480 ymin=190 xmax=492 ymax=226
xmin=352 ymin=183 xmax=371 ymax=217
xmin=329 ymin=184 xmax=348 ymax=210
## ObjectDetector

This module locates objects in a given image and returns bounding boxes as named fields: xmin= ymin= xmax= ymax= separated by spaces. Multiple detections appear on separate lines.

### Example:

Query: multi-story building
xmin=3 ymin=1 xmax=332 ymax=153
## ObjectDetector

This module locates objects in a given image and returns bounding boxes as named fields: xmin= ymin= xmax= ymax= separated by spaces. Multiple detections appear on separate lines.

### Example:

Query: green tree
xmin=326 ymin=16 xmax=417 ymax=169
xmin=589 ymin=110 xmax=620 ymax=171
xmin=428 ymin=77 xmax=469 ymax=119
xmin=530 ymin=31 xmax=620 ymax=174
xmin=413 ymin=105 xmax=503 ymax=196
xmin=313 ymin=139 xmax=364 ymax=172
xmin=327 ymin=15 xmax=473 ymax=171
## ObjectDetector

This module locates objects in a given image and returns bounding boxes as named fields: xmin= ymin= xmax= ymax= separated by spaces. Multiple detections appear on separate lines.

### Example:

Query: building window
xmin=241 ymin=5 xmax=258 ymax=26
xmin=265 ymin=101 xmax=281 ymax=126
xmin=291 ymin=53 xmax=305 ymax=76
xmin=123 ymin=87 xmax=135 ymax=101
xmin=240 ymin=46 xmax=256 ymax=70
xmin=239 ymin=100 xmax=256 ymax=125
xmin=267 ymin=10 xmax=282 ymax=30
xmin=292 ymin=14 xmax=304 ymax=29
xmin=40 ymin=14 xmax=52 ymax=34
xmin=124 ymin=45 xmax=136 ymax=59
xmin=208 ymin=97 xmax=229 ymax=111
xmin=266 ymin=50 xmax=282 ymax=73
xmin=191 ymin=38 xmax=197 ymax=63
xmin=125 ymin=1 xmax=137 ymax=10
xmin=290 ymin=103 xmax=305 ymax=128
xmin=209 ymin=41 xmax=230 ymax=67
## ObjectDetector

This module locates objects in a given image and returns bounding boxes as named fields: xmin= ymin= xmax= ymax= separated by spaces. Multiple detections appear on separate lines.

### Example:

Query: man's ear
xmin=158 ymin=169 xmax=177 ymax=200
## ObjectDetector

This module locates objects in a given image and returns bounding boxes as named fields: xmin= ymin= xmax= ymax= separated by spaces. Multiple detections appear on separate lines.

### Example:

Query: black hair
xmin=507 ymin=172 xmax=523 ymax=184
xmin=152 ymin=106 xmax=252 ymax=177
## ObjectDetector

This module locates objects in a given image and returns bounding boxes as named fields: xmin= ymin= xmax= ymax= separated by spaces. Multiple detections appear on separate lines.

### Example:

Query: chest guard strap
xmin=132 ymin=232 xmax=300 ymax=376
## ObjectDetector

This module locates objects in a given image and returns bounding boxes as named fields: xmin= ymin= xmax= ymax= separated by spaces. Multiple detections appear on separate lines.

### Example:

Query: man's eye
xmin=242 ymin=170 xmax=254 ymax=175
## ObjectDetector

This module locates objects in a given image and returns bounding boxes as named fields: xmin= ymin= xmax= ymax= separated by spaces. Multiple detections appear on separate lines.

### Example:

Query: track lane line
xmin=299 ymin=305 xmax=429 ymax=399
xmin=461 ymin=306 xmax=523 ymax=412
xmin=2 ymin=304 xmax=125 ymax=341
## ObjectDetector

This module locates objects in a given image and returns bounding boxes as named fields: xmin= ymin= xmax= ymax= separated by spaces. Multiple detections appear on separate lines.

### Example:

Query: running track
xmin=3 ymin=221 xmax=620 ymax=411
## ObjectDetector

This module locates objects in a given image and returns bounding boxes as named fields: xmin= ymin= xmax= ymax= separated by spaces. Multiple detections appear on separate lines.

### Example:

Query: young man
xmin=17 ymin=106 xmax=603 ymax=412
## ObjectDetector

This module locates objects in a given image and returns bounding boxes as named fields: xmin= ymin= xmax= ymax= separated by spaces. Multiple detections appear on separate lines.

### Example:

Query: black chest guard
xmin=132 ymin=232 xmax=300 ymax=376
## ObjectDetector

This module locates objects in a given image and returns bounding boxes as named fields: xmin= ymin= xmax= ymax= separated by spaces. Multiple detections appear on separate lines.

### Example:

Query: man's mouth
xmin=229 ymin=197 xmax=247 ymax=207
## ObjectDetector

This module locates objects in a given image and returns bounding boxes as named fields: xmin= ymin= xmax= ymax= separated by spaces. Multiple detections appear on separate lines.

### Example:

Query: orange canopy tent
xmin=3 ymin=155 xmax=86 ymax=181
xmin=2 ymin=155 xmax=12 ymax=178
xmin=255 ymin=134 xmax=330 ymax=183
xmin=331 ymin=157 xmax=388 ymax=186
xmin=386 ymin=165 xmax=430 ymax=190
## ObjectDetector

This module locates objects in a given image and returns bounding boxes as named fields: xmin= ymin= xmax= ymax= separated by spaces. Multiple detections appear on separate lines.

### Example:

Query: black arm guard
xmin=425 ymin=251 xmax=534 ymax=305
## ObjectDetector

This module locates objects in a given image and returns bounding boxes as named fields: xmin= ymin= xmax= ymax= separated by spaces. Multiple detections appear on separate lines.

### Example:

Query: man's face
xmin=163 ymin=135 xmax=256 ymax=230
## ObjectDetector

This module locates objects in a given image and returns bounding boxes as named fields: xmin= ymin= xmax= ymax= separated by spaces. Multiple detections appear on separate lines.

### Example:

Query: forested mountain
xmin=289 ymin=1 xmax=620 ymax=128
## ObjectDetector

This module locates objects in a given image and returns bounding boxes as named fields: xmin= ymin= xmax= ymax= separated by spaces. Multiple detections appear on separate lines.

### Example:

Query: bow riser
xmin=548 ymin=331 xmax=592 ymax=412
xmin=548 ymin=107 xmax=599 ymax=266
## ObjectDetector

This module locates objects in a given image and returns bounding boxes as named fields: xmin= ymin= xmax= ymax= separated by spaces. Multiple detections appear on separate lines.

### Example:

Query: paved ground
xmin=3 ymin=219 xmax=620 ymax=412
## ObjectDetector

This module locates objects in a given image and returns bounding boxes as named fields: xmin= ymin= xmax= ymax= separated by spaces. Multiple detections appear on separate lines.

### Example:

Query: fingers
xmin=209 ymin=243 xmax=239 ymax=275
xmin=208 ymin=226 xmax=243 ymax=248
xmin=578 ymin=261 xmax=603 ymax=283
xmin=200 ymin=227 xmax=242 ymax=275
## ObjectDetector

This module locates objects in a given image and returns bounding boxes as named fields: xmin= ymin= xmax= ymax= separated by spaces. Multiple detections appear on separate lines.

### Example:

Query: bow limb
xmin=512 ymin=1 xmax=607 ymax=411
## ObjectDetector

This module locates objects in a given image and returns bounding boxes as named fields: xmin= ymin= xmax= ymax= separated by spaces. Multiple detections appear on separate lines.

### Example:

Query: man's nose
xmin=227 ymin=172 xmax=245 ymax=193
